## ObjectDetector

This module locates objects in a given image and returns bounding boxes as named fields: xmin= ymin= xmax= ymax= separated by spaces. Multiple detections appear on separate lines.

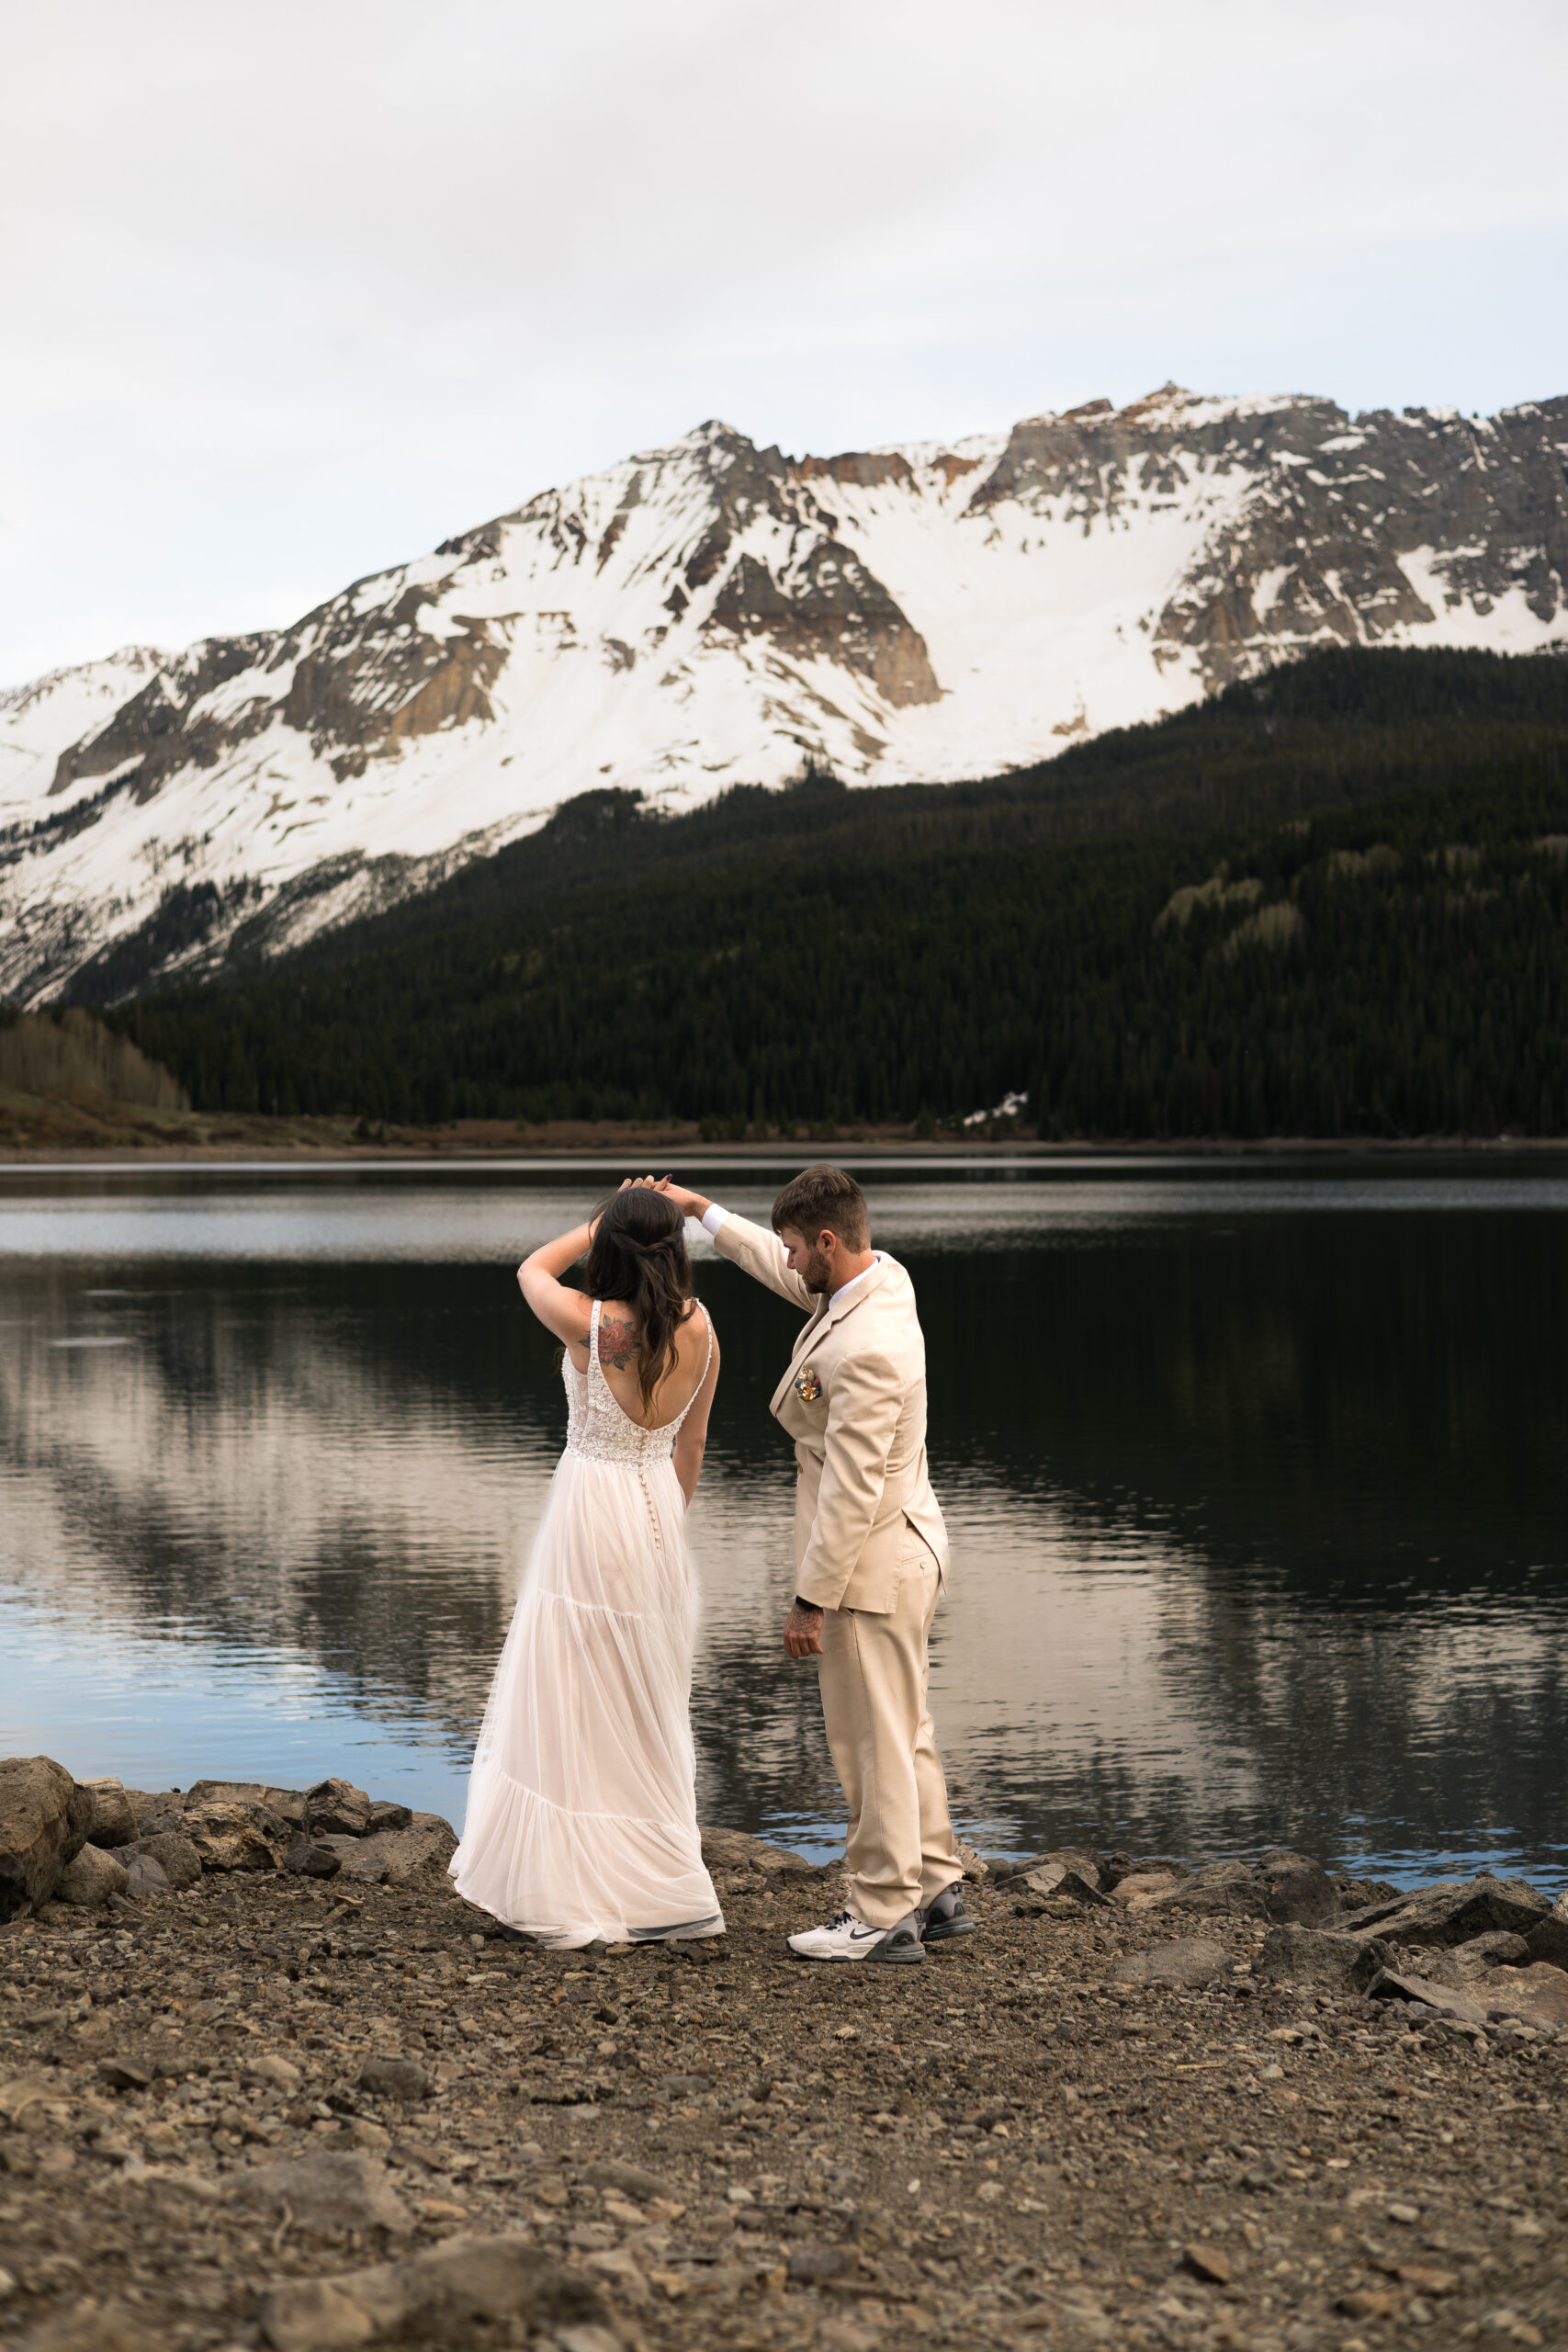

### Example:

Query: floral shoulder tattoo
xmin=597 ymin=1313 xmax=638 ymax=1370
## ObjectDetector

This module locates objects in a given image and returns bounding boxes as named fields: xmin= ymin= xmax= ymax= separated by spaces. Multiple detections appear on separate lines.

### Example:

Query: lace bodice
xmin=564 ymin=1299 xmax=714 ymax=1466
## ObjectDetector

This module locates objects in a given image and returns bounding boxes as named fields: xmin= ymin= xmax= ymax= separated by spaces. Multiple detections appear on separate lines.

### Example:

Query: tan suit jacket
xmin=713 ymin=1213 xmax=949 ymax=1614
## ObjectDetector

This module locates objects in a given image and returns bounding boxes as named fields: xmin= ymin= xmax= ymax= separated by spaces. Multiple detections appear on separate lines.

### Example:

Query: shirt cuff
xmin=700 ymin=1204 xmax=730 ymax=1238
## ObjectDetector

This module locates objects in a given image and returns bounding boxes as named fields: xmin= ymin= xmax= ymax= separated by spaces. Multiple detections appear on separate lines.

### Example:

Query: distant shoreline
xmin=5 ymin=1123 xmax=1568 ymax=1169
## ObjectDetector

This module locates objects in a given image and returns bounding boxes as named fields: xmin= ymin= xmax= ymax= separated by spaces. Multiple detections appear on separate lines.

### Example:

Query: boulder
xmin=1337 ymin=1873 xmax=1550 ymax=1948
xmin=356 ymin=2054 xmax=432 ymax=2102
xmin=121 ymin=1851 xmax=170 ymax=1902
xmin=1256 ymin=1924 xmax=1391 ymax=1993
xmin=1112 ymin=1936 xmax=1231 ymax=1988
xmin=1006 ymin=1859 xmax=1111 ymax=1908
xmin=302 ymin=1778 xmax=373 ymax=1838
xmin=367 ymin=1800 xmax=414 ymax=1834
xmin=1111 ymin=1868 xmax=1187 ymax=1910
xmin=183 ymin=1801 xmax=291 ymax=1872
xmin=55 ymin=1843 xmax=130 ymax=1908
xmin=1367 ymin=1968 xmax=1490 ymax=2026
xmin=699 ymin=1826 xmax=814 ymax=1876
xmin=284 ymin=1836 xmax=343 ymax=1879
xmin=1148 ymin=1857 xmax=1269 ymax=1921
xmin=1450 ymin=1930 xmax=1531 ymax=1974
xmin=138 ymin=1832 xmax=202 ymax=1891
xmin=256 ymin=2233 xmax=606 ymax=2352
xmin=183 ymin=1779 xmax=303 ymax=1823
xmin=313 ymin=1834 xmax=388 ymax=1886
xmin=1259 ymin=1849 xmax=1337 ymax=1927
xmin=953 ymin=1838 xmax=990 ymax=1883
xmin=0 ymin=1757 xmax=94 ymax=1920
xmin=231 ymin=2150 xmax=413 ymax=2236
xmin=1483 ymin=1962 xmax=1568 ymax=2032
xmin=80 ymin=1779 xmax=139 ymax=1850
xmin=1524 ymin=1914 xmax=1568 ymax=1971
xmin=355 ymin=1816 xmax=458 ymax=1889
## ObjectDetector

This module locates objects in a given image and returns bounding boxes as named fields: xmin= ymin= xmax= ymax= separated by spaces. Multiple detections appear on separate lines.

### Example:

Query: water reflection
xmin=1 ymin=1161 xmax=1564 ymax=1885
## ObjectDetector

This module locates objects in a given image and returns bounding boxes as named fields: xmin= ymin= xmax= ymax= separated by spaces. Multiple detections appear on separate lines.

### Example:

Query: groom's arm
xmin=657 ymin=1184 xmax=815 ymax=1308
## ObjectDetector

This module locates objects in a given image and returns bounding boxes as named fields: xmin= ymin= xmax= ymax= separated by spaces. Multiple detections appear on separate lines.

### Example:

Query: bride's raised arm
xmin=516 ymin=1181 xmax=630 ymax=1345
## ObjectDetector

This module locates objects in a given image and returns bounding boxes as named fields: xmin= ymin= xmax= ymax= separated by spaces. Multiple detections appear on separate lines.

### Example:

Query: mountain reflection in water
xmin=2 ymin=1160 xmax=1564 ymax=1887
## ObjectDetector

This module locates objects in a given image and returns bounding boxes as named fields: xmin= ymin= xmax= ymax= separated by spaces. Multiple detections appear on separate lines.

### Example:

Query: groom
xmin=656 ymin=1164 xmax=974 ymax=1964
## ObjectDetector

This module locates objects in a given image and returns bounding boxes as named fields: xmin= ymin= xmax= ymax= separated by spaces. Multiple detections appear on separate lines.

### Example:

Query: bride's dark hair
xmin=582 ymin=1188 xmax=694 ymax=1413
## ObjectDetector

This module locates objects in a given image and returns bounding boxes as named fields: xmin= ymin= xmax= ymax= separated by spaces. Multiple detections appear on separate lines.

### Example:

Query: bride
xmin=450 ymin=1182 xmax=724 ymax=1946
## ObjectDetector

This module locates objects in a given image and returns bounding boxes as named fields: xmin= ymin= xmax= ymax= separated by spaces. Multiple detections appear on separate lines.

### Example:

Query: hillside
xmin=5 ymin=385 xmax=1568 ymax=1006
xmin=103 ymin=648 xmax=1568 ymax=1140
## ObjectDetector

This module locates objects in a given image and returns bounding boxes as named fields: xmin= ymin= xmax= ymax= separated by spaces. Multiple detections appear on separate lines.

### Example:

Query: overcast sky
xmin=4 ymin=0 xmax=1566 ymax=687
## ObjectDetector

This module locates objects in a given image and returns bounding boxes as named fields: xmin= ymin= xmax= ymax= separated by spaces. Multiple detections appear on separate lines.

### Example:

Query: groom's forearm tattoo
xmin=597 ymin=1314 xmax=638 ymax=1370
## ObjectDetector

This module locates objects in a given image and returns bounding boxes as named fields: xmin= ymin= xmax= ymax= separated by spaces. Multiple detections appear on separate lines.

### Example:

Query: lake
xmin=2 ymin=1156 xmax=1564 ymax=1890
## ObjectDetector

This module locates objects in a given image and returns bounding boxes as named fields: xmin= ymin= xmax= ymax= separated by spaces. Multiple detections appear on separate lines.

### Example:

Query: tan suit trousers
xmin=817 ymin=1532 xmax=962 ymax=1928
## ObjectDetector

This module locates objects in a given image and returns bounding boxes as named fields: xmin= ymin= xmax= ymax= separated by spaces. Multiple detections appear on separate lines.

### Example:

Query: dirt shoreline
xmin=1 ymin=1789 xmax=1564 ymax=2352
xmin=4 ymin=1097 xmax=1568 ymax=1170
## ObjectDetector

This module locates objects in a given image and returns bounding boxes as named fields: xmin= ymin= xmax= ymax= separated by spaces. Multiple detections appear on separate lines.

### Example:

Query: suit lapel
xmin=769 ymin=1257 xmax=897 ymax=1416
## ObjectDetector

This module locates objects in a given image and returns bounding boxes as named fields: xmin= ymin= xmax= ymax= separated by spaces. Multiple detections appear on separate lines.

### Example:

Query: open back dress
xmin=450 ymin=1299 xmax=723 ymax=1947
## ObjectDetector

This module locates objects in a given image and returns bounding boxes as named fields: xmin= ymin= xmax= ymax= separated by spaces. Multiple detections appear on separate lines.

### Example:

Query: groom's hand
xmin=784 ymin=1598 xmax=825 ymax=1658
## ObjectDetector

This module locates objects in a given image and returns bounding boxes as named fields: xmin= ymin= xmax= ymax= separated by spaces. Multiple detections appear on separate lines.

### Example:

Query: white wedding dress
xmin=450 ymin=1299 xmax=723 ymax=1947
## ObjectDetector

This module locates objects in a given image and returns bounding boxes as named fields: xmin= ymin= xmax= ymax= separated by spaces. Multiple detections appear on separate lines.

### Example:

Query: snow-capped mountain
xmin=5 ymin=384 xmax=1567 ymax=1004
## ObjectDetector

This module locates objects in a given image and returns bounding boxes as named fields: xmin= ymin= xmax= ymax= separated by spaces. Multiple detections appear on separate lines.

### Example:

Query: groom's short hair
xmin=772 ymin=1164 xmax=870 ymax=1251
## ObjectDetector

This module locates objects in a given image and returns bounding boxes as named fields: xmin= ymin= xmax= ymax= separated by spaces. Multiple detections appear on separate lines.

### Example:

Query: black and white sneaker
xmin=919 ymin=1882 xmax=978 ymax=1941
xmin=786 ymin=1906 xmax=925 ymax=1963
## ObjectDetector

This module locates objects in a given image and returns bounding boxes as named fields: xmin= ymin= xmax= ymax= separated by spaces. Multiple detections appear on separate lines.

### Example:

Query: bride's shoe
xmin=629 ymin=1914 xmax=723 ymax=1941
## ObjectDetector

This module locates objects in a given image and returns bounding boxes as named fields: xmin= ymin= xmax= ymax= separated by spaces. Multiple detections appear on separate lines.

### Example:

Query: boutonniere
xmin=794 ymin=1368 xmax=823 ymax=1405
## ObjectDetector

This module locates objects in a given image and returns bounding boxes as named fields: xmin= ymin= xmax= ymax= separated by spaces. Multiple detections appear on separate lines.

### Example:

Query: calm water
xmin=2 ymin=1157 xmax=1565 ymax=1890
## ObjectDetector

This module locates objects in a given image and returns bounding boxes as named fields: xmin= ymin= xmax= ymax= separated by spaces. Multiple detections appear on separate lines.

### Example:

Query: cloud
xmin=3 ymin=0 xmax=1566 ymax=682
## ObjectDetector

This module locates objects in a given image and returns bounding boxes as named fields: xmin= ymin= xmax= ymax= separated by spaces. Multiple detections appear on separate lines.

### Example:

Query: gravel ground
xmin=1 ymin=1855 xmax=1563 ymax=2352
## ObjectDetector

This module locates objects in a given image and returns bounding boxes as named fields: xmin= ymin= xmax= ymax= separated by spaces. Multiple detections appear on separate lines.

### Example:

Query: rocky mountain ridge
xmin=3 ymin=384 xmax=1566 ymax=1003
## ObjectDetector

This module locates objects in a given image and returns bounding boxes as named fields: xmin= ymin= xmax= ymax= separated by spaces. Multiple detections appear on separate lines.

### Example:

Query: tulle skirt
xmin=449 ymin=1445 xmax=723 ymax=1947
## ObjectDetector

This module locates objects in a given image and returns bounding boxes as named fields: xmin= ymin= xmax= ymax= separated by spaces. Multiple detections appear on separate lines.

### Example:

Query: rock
xmin=321 ymin=1835 xmax=389 ymax=1885
xmin=1523 ymin=1914 xmax=1568 ymax=1970
xmin=699 ymin=1826 xmax=814 ymax=1875
xmin=1337 ymin=1873 xmax=1551 ymax=1948
xmin=1259 ymin=1849 xmax=1338 ymax=1927
xmin=186 ymin=1779 xmax=305 ymax=1825
xmin=257 ymin=2232 xmax=607 ymax=2352
xmin=1482 ymin=1962 xmax=1568 ymax=2031
xmin=247 ymin=2053 xmax=302 ymax=2093
xmin=121 ymin=1851 xmax=170 ymax=1902
xmin=285 ymin=1835 xmax=343 ymax=1878
xmin=1110 ymin=1866 xmax=1187 ymax=1909
xmin=367 ymin=1800 xmax=413 ymax=1833
xmin=55 ymin=1841 xmax=130 ymax=1908
xmin=303 ymin=1777 xmax=374 ymax=1838
xmin=18 ymin=2307 xmax=163 ymax=2352
xmin=96 ymin=2057 xmax=153 ymax=2091
xmin=184 ymin=1801 xmax=291 ymax=1872
xmin=357 ymin=2055 xmax=432 ymax=2102
xmin=1334 ymin=1874 xmax=1402 ymax=1910
xmin=80 ymin=1778 xmax=139 ymax=1850
xmin=953 ymin=1838 xmax=989 ymax=1883
xmin=355 ymin=1819 xmax=458 ymax=1888
xmin=1112 ymin=1936 xmax=1231 ymax=1988
xmin=0 ymin=1756 xmax=94 ymax=1920
xmin=1183 ymin=2243 xmax=1233 ymax=2284
xmin=233 ymin=2150 xmax=413 ymax=2236
xmin=1148 ymin=1858 xmax=1269 ymax=1921
xmin=583 ymin=2158 xmax=674 ymax=2201
xmin=1257 ymin=1924 xmax=1391 ymax=1992
xmin=1367 ymin=1969 xmax=1490 ymax=2026
xmin=788 ymin=2244 xmax=851 ymax=2283
xmin=1005 ymin=1858 xmax=1111 ymax=1908
xmin=138 ymin=1832 xmax=202 ymax=1890
xmin=1451 ymin=1930 xmax=1531 ymax=1973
